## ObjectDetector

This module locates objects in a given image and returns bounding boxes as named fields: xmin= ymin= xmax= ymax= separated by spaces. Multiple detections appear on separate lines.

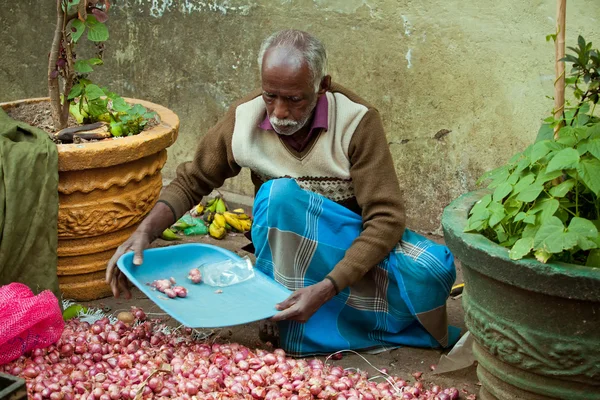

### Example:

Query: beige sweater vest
xmin=231 ymin=92 xmax=369 ymax=202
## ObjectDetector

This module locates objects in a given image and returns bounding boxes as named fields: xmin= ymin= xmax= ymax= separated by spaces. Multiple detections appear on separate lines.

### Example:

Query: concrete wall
xmin=1 ymin=0 xmax=599 ymax=233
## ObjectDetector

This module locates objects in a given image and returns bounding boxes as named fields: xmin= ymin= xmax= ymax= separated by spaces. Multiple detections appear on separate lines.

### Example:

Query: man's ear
xmin=317 ymin=75 xmax=331 ymax=96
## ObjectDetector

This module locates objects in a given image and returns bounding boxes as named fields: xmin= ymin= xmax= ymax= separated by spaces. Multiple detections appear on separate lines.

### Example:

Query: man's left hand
xmin=271 ymin=279 xmax=337 ymax=323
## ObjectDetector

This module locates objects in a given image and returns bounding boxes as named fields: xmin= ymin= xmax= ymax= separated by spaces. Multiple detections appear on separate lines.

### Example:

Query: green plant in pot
xmin=465 ymin=35 xmax=600 ymax=267
xmin=441 ymin=32 xmax=600 ymax=400
xmin=1 ymin=0 xmax=179 ymax=301
xmin=47 ymin=0 xmax=155 ymax=142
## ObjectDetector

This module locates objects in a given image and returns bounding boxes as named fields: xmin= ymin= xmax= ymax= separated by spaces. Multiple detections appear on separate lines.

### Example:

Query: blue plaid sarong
xmin=251 ymin=178 xmax=460 ymax=357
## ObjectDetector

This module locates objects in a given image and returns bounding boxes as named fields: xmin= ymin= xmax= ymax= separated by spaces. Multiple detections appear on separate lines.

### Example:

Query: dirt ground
xmin=81 ymin=227 xmax=480 ymax=397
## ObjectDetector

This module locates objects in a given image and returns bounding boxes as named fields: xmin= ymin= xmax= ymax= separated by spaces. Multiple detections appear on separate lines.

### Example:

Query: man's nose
xmin=273 ymin=99 xmax=289 ymax=120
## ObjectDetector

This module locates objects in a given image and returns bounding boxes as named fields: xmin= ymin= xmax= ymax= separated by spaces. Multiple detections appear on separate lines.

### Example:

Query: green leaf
xmin=512 ymin=174 xmax=535 ymax=195
xmin=469 ymin=195 xmax=491 ymax=218
xmin=488 ymin=201 xmax=506 ymax=227
xmin=111 ymin=97 xmax=130 ymax=112
xmin=568 ymin=217 xmax=599 ymax=239
xmin=67 ymin=83 xmax=83 ymax=100
xmin=524 ymin=214 xmax=537 ymax=224
xmin=493 ymin=182 xmax=512 ymax=202
xmin=84 ymin=84 xmax=105 ymax=101
xmin=515 ymin=157 xmax=531 ymax=174
xmin=577 ymin=158 xmax=600 ymax=195
xmin=130 ymin=104 xmax=147 ymax=115
xmin=71 ymin=19 xmax=85 ymax=43
xmin=522 ymin=223 xmax=540 ymax=238
xmin=477 ymin=166 xmax=509 ymax=186
xmin=534 ymin=249 xmax=552 ymax=263
xmin=495 ymin=226 xmax=508 ymax=243
xmin=533 ymin=216 xmax=578 ymax=253
xmin=530 ymin=198 xmax=560 ymax=222
xmin=588 ymin=123 xmax=600 ymax=140
xmin=530 ymin=141 xmax=553 ymax=164
xmin=514 ymin=212 xmax=527 ymax=222
xmin=547 ymin=148 xmax=580 ymax=172
xmin=556 ymin=127 xmax=577 ymax=147
xmin=549 ymin=179 xmax=576 ymax=197
xmin=535 ymin=167 xmax=563 ymax=184
xmin=586 ymin=249 xmax=600 ymax=268
xmin=87 ymin=98 xmax=108 ymax=117
xmin=74 ymin=60 xmax=93 ymax=74
xmin=86 ymin=16 xmax=109 ymax=42
xmin=87 ymin=58 xmax=104 ymax=66
xmin=516 ymin=184 xmax=544 ymax=202
xmin=586 ymin=138 xmax=600 ymax=160
xmin=509 ymin=237 xmax=534 ymax=260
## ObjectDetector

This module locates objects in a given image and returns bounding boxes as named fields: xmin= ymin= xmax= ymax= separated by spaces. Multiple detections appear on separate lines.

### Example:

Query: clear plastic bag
xmin=198 ymin=256 xmax=255 ymax=287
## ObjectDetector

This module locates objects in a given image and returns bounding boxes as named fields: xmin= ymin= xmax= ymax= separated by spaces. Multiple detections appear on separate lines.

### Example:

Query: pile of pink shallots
xmin=3 ymin=308 xmax=463 ymax=400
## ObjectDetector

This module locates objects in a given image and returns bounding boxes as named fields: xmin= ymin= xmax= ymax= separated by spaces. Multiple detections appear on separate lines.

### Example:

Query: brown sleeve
xmin=158 ymin=104 xmax=242 ymax=220
xmin=326 ymin=108 xmax=406 ymax=291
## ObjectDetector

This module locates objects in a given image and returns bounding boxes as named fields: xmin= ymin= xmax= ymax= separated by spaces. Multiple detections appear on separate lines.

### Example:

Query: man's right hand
xmin=105 ymin=230 xmax=153 ymax=299
xmin=105 ymin=202 xmax=177 ymax=299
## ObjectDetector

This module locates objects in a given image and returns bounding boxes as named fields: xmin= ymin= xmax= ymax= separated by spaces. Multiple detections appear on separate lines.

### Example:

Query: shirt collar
xmin=259 ymin=94 xmax=329 ymax=132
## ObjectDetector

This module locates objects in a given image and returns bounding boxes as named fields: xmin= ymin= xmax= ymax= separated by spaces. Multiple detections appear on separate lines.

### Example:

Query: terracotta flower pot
xmin=442 ymin=190 xmax=600 ymax=400
xmin=1 ymin=98 xmax=178 ymax=301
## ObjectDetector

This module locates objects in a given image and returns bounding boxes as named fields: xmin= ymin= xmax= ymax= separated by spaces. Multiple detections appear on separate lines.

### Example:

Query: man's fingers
xmin=105 ymin=249 xmax=122 ymax=283
xmin=110 ymin=272 xmax=121 ymax=298
xmin=132 ymin=239 xmax=146 ymax=266
xmin=117 ymin=274 xmax=131 ymax=300
xmin=271 ymin=304 xmax=298 ymax=322
xmin=275 ymin=292 xmax=298 ymax=311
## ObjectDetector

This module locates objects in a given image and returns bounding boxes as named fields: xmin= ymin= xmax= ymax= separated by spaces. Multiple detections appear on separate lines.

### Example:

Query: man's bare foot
xmin=259 ymin=320 xmax=279 ymax=348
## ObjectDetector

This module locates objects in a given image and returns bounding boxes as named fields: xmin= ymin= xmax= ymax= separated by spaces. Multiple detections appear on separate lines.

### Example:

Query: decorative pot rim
xmin=442 ymin=190 xmax=600 ymax=301
xmin=0 ymin=97 xmax=179 ymax=171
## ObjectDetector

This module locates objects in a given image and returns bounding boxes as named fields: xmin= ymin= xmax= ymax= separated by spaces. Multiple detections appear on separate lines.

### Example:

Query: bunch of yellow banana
xmin=190 ymin=196 xmax=253 ymax=239
xmin=208 ymin=212 xmax=227 ymax=239
xmin=223 ymin=210 xmax=252 ymax=232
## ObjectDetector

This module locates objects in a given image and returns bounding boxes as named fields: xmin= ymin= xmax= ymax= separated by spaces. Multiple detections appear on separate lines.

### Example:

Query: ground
xmin=81 ymin=228 xmax=480 ymax=396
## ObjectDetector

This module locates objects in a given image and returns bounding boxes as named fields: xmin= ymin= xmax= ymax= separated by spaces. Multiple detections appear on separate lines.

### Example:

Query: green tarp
xmin=0 ymin=108 xmax=60 ymax=301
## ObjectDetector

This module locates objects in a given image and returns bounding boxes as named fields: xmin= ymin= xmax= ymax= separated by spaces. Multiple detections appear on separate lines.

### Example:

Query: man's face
xmin=261 ymin=47 xmax=319 ymax=136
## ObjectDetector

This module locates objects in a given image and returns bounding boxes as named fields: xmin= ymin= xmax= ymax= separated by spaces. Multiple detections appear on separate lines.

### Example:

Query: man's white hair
xmin=257 ymin=30 xmax=328 ymax=92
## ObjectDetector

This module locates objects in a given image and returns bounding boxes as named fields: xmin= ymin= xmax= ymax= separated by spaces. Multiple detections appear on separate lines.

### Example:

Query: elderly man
xmin=107 ymin=30 xmax=459 ymax=356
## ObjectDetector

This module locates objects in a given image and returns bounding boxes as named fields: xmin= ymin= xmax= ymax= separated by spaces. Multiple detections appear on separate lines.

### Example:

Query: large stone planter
xmin=1 ymin=98 xmax=178 ymax=301
xmin=442 ymin=191 xmax=600 ymax=400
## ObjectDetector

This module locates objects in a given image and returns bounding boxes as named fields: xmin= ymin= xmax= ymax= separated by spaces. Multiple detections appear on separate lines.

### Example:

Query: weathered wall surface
xmin=1 ymin=0 xmax=599 ymax=233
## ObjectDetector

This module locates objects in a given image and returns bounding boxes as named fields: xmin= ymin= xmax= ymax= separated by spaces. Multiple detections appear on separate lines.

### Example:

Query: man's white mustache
xmin=270 ymin=116 xmax=299 ymax=127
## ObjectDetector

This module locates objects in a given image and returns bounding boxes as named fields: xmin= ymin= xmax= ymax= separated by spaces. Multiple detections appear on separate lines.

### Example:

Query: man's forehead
xmin=262 ymin=46 xmax=307 ymax=74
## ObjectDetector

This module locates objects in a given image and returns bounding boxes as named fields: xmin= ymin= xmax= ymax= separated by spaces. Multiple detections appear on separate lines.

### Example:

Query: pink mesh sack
xmin=0 ymin=283 xmax=64 ymax=365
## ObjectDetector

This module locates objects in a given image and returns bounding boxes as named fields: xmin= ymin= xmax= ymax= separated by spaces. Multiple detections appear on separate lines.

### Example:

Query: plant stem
xmin=559 ymin=205 xmax=578 ymax=217
xmin=61 ymin=23 xmax=75 ymax=124
xmin=570 ymin=91 xmax=590 ymax=126
xmin=576 ymin=178 xmax=579 ymax=216
xmin=49 ymin=0 xmax=65 ymax=130
xmin=553 ymin=0 xmax=567 ymax=138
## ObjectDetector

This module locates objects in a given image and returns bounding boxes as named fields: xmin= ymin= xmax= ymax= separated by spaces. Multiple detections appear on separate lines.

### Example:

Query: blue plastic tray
xmin=117 ymin=243 xmax=291 ymax=328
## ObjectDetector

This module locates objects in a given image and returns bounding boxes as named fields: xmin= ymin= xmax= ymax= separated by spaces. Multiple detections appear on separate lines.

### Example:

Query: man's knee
xmin=255 ymin=178 xmax=303 ymax=216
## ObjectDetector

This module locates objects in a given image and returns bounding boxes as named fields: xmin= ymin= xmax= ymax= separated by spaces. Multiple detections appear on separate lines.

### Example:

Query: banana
xmin=203 ymin=211 xmax=215 ymax=224
xmin=208 ymin=222 xmax=227 ymax=239
xmin=206 ymin=198 xmax=218 ymax=213
xmin=213 ymin=213 xmax=227 ymax=229
xmin=215 ymin=198 xmax=227 ymax=213
xmin=194 ymin=203 xmax=205 ymax=215
xmin=223 ymin=212 xmax=244 ymax=232
xmin=225 ymin=223 xmax=233 ymax=231
xmin=233 ymin=212 xmax=251 ymax=220
xmin=161 ymin=228 xmax=180 ymax=241
xmin=233 ymin=208 xmax=245 ymax=213
xmin=239 ymin=218 xmax=252 ymax=232
xmin=172 ymin=221 xmax=195 ymax=231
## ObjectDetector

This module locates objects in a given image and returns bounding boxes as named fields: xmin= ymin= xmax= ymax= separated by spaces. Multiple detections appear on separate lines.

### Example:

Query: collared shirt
xmin=258 ymin=94 xmax=329 ymax=153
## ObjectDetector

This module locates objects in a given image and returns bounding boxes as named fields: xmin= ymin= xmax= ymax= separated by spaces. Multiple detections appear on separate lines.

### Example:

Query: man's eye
xmin=290 ymin=97 xmax=302 ymax=102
